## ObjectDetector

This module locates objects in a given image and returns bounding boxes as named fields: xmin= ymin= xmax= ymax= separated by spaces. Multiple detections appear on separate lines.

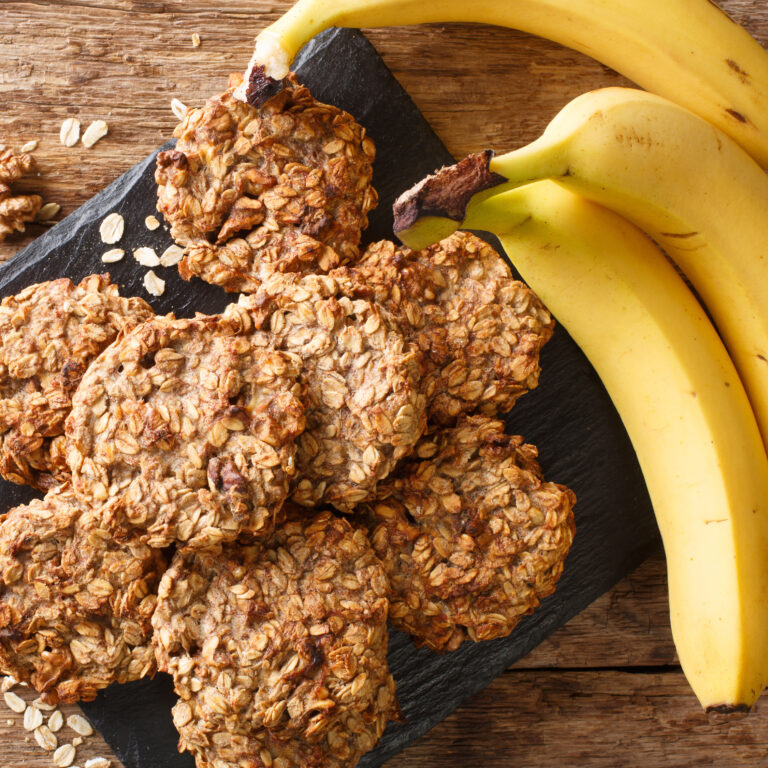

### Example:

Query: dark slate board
xmin=0 ymin=27 xmax=660 ymax=768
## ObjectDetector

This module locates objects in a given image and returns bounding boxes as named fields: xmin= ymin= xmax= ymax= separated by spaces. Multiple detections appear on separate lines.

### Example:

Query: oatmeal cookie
xmin=0 ymin=146 xmax=42 ymax=242
xmin=0 ymin=275 xmax=154 ymax=490
xmin=66 ymin=313 xmax=305 ymax=549
xmin=153 ymin=509 xmax=397 ymax=768
xmin=0 ymin=485 xmax=165 ymax=703
xmin=352 ymin=231 xmax=555 ymax=424
xmin=228 ymin=273 xmax=426 ymax=511
xmin=156 ymin=74 xmax=377 ymax=294
xmin=360 ymin=415 xmax=576 ymax=652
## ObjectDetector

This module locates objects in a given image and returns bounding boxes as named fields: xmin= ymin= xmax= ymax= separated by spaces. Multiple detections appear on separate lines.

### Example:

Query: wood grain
xmin=1 ymin=1 xmax=767 ymax=766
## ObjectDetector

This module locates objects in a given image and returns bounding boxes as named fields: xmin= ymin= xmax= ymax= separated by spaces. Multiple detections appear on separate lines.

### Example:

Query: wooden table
xmin=1 ymin=2 xmax=767 ymax=766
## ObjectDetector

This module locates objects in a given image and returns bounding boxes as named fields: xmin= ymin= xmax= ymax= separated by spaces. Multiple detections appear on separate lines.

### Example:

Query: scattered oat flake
xmin=72 ymin=735 xmax=84 ymax=746
xmin=3 ymin=691 xmax=25 ymax=713
xmin=82 ymin=119 xmax=108 ymax=148
xmin=159 ymin=243 xmax=184 ymax=267
xmin=32 ymin=696 xmax=56 ymax=711
xmin=84 ymin=759 xmax=112 ymax=768
xmin=34 ymin=723 xmax=57 ymax=751
xmin=1 ymin=675 xmax=17 ymax=692
xmin=36 ymin=202 xmax=61 ymax=222
xmin=143 ymin=270 xmax=165 ymax=296
xmin=5 ymin=719 xmax=13 ymax=726
xmin=191 ymin=32 xmax=201 ymax=47
xmin=101 ymin=248 xmax=125 ymax=264
xmin=171 ymin=97 xmax=188 ymax=121
xmin=99 ymin=212 xmax=124 ymax=244
xmin=20 ymin=139 xmax=38 ymax=153
xmin=53 ymin=743 xmax=77 ymax=767
xmin=144 ymin=214 xmax=160 ymax=231
xmin=60 ymin=118 xmax=81 ymax=147
xmin=67 ymin=714 xmax=93 ymax=737
xmin=134 ymin=246 xmax=160 ymax=267
xmin=23 ymin=704 xmax=43 ymax=730
xmin=48 ymin=709 xmax=64 ymax=732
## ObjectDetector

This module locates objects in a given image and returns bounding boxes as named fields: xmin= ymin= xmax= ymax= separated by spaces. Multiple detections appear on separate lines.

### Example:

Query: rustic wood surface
xmin=1 ymin=1 xmax=768 ymax=766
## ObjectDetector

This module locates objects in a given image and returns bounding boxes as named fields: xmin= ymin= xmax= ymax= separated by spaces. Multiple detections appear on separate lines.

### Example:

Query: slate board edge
xmin=0 ymin=146 xmax=167 ymax=287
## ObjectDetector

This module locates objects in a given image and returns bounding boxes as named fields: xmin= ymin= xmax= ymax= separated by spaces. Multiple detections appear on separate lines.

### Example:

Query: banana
xmin=398 ymin=87 xmax=768 ymax=459
xmin=398 ymin=179 xmax=768 ymax=711
xmin=237 ymin=0 xmax=768 ymax=167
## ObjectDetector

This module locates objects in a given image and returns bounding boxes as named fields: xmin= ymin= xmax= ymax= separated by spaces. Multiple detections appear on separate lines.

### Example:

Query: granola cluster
xmin=361 ymin=416 xmax=576 ymax=652
xmin=0 ymin=147 xmax=42 ymax=242
xmin=66 ymin=313 xmax=305 ymax=549
xmin=352 ymin=231 xmax=555 ymax=424
xmin=229 ymin=272 xmax=427 ymax=511
xmin=155 ymin=75 xmax=376 ymax=293
xmin=153 ymin=510 xmax=397 ymax=768
xmin=0 ymin=486 xmax=166 ymax=703
xmin=0 ymin=275 xmax=153 ymax=490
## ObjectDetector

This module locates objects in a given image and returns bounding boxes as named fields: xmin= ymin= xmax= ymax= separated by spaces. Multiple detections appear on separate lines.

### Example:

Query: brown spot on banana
xmin=726 ymin=108 xmax=749 ymax=124
xmin=726 ymin=58 xmax=751 ymax=83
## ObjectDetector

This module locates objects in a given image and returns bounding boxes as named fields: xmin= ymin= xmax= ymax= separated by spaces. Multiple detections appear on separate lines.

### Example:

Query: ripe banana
xmin=396 ymin=87 xmax=768 ymax=459
xmin=481 ymin=87 xmax=768 ymax=460
xmin=399 ymin=179 xmax=768 ymax=711
xmin=237 ymin=0 xmax=768 ymax=167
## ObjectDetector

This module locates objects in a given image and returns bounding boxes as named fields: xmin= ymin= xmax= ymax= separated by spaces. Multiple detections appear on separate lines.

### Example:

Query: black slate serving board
xmin=0 ymin=27 xmax=660 ymax=768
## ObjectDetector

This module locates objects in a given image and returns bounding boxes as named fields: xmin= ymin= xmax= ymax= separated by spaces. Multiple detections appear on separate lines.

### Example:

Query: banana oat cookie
xmin=0 ymin=485 xmax=165 ymax=703
xmin=156 ymin=74 xmax=377 ymax=294
xmin=352 ymin=231 xmax=555 ymax=424
xmin=153 ymin=510 xmax=397 ymax=768
xmin=228 ymin=272 xmax=427 ymax=511
xmin=360 ymin=415 xmax=576 ymax=652
xmin=0 ymin=275 xmax=154 ymax=490
xmin=66 ymin=313 xmax=305 ymax=549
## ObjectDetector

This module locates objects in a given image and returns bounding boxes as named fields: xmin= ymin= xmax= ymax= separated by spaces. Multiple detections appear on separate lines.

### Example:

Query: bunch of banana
xmin=236 ymin=0 xmax=768 ymax=167
xmin=394 ymin=179 xmax=768 ymax=713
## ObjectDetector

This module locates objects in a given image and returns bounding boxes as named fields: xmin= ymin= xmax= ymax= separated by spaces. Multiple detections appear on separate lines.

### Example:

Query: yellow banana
xmin=237 ymin=0 xmax=768 ymax=167
xmin=478 ymin=88 xmax=768 ymax=459
xmin=396 ymin=87 xmax=768 ymax=458
xmin=399 ymin=180 xmax=768 ymax=711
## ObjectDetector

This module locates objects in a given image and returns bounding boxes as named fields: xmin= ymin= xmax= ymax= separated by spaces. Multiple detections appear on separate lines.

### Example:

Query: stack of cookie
xmin=0 ymin=74 xmax=575 ymax=768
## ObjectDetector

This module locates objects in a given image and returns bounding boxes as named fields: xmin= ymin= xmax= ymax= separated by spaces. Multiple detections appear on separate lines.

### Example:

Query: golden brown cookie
xmin=156 ymin=75 xmax=377 ymax=293
xmin=0 ymin=485 xmax=165 ymax=703
xmin=66 ymin=313 xmax=305 ymax=549
xmin=153 ymin=509 xmax=398 ymax=768
xmin=0 ymin=146 xmax=42 ymax=241
xmin=351 ymin=231 xmax=555 ymax=424
xmin=361 ymin=415 xmax=576 ymax=652
xmin=0 ymin=275 xmax=154 ymax=490
xmin=228 ymin=272 xmax=426 ymax=511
